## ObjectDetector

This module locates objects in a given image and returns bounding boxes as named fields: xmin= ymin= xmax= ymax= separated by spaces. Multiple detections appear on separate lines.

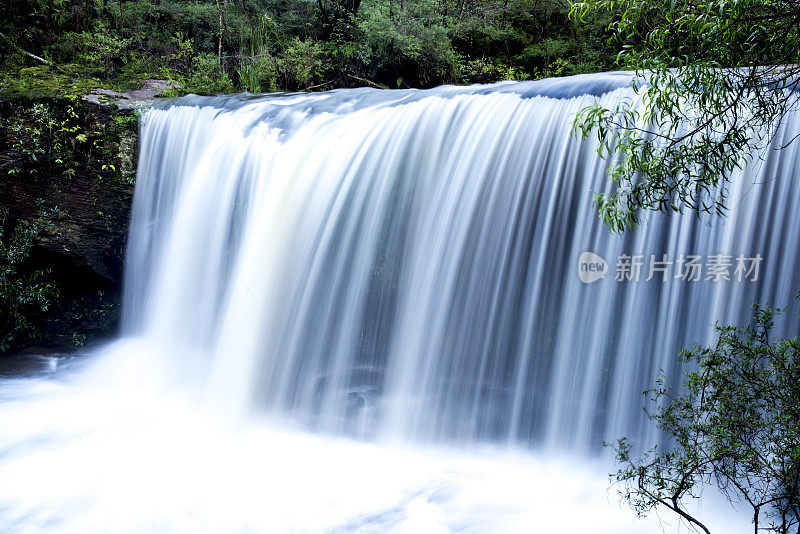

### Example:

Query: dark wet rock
xmin=0 ymin=97 xmax=138 ymax=350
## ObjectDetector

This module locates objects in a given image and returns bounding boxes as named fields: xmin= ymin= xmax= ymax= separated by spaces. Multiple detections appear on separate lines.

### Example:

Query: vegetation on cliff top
xmin=1 ymin=0 xmax=614 ymax=98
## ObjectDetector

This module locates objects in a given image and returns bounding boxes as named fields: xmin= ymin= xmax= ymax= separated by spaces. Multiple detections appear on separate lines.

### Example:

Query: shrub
xmin=612 ymin=303 xmax=800 ymax=534
xmin=0 ymin=210 xmax=59 ymax=352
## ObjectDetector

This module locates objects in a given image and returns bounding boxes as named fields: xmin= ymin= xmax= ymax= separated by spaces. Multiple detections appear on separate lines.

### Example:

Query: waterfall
xmin=121 ymin=71 xmax=800 ymax=453
xmin=2 ymin=71 xmax=793 ymax=532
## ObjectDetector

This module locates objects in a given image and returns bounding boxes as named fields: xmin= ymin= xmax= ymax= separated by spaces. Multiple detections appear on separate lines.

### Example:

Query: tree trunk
xmin=216 ymin=0 xmax=228 ymax=65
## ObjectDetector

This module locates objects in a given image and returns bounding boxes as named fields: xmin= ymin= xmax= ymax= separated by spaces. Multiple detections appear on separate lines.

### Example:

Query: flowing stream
xmin=1 ymin=71 xmax=798 ymax=532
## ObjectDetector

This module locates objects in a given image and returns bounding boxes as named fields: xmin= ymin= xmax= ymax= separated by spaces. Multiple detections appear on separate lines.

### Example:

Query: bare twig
xmin=347 ymin=74 xmax=388 ymax=89
xmin=303 ymin=81 xmax=334 ymax=91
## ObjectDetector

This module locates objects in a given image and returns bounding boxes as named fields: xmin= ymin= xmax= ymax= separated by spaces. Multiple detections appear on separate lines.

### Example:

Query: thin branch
xmin=0 ymin=32 xmax=54 ymax=67
xmin=347 ymin=74 xmax=388 ymax=89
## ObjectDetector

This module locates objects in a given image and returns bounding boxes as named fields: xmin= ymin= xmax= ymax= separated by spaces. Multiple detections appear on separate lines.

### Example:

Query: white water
xmin=1 ymin=71 xmax=798 ymax=532
xmin=0 ymin=345 xmax=744 ymax=533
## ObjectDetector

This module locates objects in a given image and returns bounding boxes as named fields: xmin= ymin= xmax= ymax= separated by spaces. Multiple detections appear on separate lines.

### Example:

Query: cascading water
xmin=127 ymin=71 xmax=800 ymax=447
xmin=0 ymin=71 xmax=797 ymax=533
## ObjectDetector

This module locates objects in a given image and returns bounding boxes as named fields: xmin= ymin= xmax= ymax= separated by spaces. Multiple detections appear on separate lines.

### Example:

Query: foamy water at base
xmin=0 ymin=341 xmax=746 ymax=534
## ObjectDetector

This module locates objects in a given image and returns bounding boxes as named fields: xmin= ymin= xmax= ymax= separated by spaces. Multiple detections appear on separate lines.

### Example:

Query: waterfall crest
xmin=124 ymin=72 xmax=800 ymax=452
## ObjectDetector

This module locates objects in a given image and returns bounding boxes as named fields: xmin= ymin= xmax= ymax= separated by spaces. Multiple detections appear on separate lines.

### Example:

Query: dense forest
xmin=1 ymin=0 xmax=613 ymax=96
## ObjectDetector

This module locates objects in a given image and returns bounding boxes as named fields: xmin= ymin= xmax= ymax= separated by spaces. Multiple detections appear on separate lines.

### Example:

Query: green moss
xmin=0 ymin=66 xmax=98 ymax=99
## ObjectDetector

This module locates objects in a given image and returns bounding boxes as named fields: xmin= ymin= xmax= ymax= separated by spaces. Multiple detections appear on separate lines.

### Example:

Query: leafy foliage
xmin=612 ymin=303 xmax=800 ymax=534
xmin=3 ymin=98 xmax=133 ymax=185
xmin=571 ymin=0 xmax=800 ymax=232
xmin=0 ymin=210 xmax=59 ymax=352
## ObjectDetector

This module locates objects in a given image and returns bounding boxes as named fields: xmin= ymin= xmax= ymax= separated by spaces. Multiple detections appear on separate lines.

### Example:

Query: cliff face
xmin=0 ymin=98 xmax=137 ymax=350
